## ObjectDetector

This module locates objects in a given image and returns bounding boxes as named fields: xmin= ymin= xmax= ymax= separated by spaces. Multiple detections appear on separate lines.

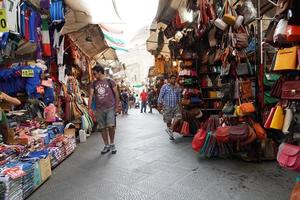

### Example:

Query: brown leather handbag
xmin=233 ymin=33 xmax=248 ymax=48
xmin=282 ymin=81 xmax=300 ymax=100
xmin=240 ymin=79 xmax=252 ymax=99
xmin=228 ymin=124 xmax=249 ymax=142
xmin=276 ymin=0 xmax=291 ymax=16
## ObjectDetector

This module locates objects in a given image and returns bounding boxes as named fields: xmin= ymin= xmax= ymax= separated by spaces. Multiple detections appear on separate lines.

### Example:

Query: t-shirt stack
xmin=0 ymin=176 xmax=23 ymax=200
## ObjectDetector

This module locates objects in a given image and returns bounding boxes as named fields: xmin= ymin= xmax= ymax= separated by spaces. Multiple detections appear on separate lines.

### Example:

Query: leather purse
xmin=234 ymin=15 xmax=244 ymax=29
xmin=240 ymin=0 xmax=256 ymax=25
xmin=282 ymin=81 xmax=300 ymax=100
xmin=277 ymin=143 xmax=300 ymax=172
xmin=236 ymin=63 xmax=249 ymax=76
xmin=252 ymin=122 xmax=267 ymax=141
xmin=240 ymin=79 xmax=252 ymax=99
xmin=216 ymin=126 xmax=230 ymax=143
xmin=208 ymin=27 xmax=217 ymax=47
xmin=192 ymin=129 xmax=207 ymax=152
xmin=270 ymin=105 xmax=285 ymax=130
xmin=264 ymin=107 xmax=276 ymax=129
xmin=274 ymin=46 xmax=298 ymax=71
xmin=286 ymin=25 xmax=300 ymax=42
xmin=214 ymin=18 xmax=228 ymax=31
xmin=181 ymin=99 xmax=191 ymax=106
xmin=228 ymin=124 xmax=249 ymax=142
xmin=283 ymin=108 xmax=293 ymax=134
xmin=240 ymin=102 xmax=255 ymax=114
xmin=223 ymin=14 xmax=236 ymax=26
xmin=233 ymin=33 xmax=249 ymax=49
xmin=271 ymin=77 xmax=284 ymax=98
xmin=222 ymin=102 xmax=235 ymax=114
xmin=265 ymin=19 xmax=279 ymax=44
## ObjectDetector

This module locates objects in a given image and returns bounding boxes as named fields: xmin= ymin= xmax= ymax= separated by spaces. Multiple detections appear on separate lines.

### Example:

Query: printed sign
xmin=22 ymin=69 xmax=34 ymax=77
xmin=0 ymin=9 xmax=8 ymax=32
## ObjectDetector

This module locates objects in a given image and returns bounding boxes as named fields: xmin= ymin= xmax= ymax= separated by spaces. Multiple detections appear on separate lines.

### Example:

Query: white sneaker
xmin=110 ymin=144 xmax=117 ymax=154
xmin=165 ymin=129 xmax=175 ymax=140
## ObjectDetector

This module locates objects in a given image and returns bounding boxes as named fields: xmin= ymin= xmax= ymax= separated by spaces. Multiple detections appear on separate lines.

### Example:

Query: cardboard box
xmin=64 ymin=128 xmax=76 ymax=139
xmin=39 ymin=156 xmax=52 ymax=182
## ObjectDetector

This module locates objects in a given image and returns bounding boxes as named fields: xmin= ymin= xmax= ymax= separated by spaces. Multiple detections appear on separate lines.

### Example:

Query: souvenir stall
xmin=0 ymin=0 xmax=105 ymax=198
xmin=259 ymin=0 xmax=300 ymax=198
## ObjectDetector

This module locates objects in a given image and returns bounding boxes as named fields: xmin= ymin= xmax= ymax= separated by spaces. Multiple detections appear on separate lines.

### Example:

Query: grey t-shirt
xmin=92 ymin=79 xmax=116 ymax=111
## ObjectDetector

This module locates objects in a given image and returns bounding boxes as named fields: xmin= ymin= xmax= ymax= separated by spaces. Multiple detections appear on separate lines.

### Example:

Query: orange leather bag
xmin=240 ymin=102 xmax=255 ymax=114
xmin=290 ymin=181 xmax=300 ymax=200
xmin=253 ymin=122 xmax=267 ymax=141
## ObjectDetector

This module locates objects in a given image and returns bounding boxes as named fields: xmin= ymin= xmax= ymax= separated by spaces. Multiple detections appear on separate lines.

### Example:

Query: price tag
xmin=0 ymin=9 xmax=8 ymax=32
xmin=21 ymin=69 xmax=34 ymax=77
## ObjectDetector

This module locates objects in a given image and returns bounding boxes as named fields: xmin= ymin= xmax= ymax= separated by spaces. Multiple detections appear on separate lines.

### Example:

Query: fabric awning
xmin=68 ymin=24 xmax=108 ymax=59
xmin=146 ymin=29 xmax=170 ymax=57
xmin=61 ymin=8 xmax=90 ymax=35
xmin=154 ymin=0 xmax=183 ymax=23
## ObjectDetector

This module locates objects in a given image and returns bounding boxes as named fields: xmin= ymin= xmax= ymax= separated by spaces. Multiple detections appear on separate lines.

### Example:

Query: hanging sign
xmin=0 ymin=9 xmax=8 ymax=32
xmin=21 ymin=69 xmax=34 ymax=77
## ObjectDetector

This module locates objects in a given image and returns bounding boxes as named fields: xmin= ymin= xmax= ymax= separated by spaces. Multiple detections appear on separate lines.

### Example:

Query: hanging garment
xmin=29 ymin=9 xmax=37 ymax=42
xmin=41 ymin=15 xmax=51 ymax=56
xmin=3 ymin=0 xmax=20 ymax=33
xmin=24 ymin=6 xmax=31 ymax=41
xmin=50 ymin=0 xmax=64 ymax=22
xmin=19 ymin=2 xmax=26 ymax=37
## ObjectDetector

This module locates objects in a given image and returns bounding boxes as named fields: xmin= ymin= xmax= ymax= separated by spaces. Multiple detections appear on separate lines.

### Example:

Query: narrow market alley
xmin=28 ymin=109 xmax=296 ymax=200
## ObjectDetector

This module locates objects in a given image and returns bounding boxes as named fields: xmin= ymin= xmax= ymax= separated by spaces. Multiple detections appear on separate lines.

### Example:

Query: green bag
xmin=264 ymin=91 xmax=279 ymax=104
xmin=200 ymin=131 xmax=211 ymax=155
xmin=263 ymin=73 xmax=281 ymax=87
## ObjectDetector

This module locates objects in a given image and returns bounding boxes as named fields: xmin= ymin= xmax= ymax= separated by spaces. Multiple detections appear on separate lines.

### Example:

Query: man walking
xmin=140 ymin=89 xmax=148 ymax=113
xmin=158 ymin=75 xmax=181 ymax=140
xmin=121 ymin=89 xmax=129 ymax=114
xmin=88 ymin=65 xmax=120 ymax=154
xmin=148 ymin=88 xmax=155 ymax=113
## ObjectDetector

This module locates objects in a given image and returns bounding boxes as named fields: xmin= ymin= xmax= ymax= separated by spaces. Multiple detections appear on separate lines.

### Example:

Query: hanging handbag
xmin=233 ymin=32 xmax=249 ymax=49
xmin=240 ymin=102 xmax=255 ymax=114
xmin=216 ymin=126 xmax=230 ymax=143
xmin=274 ymin=46 xmax=298 ymax=71
xmin=282 ymin=81 xmax=300 ymax=100
xmin=223 ymin=14 xmax=236 ymax=25
xmin=222 ymin=102 xmax=235 ymax=114
xmin=283 ymin=107 xmax=293 ymax=134
xmin=208 ymin=27 xmax=217 ymax=47
xmin=286 ymin=25 xmax=300 ymax=42
xmin=240 ymin=79 xmax=253 ymax=99
xmin=214 ymin=18 xmax=228 ymax=31
xmin=270 ymin=105 xmax=285 ymax=130
xmin=270 ymin=77 xmax=284 ymax=98
xmin=273 ymin=19 xmax=288 ymax=43
xmin=264 ymin=92 xmax=279 ymax=104
xmin=228 ymin=124 xmax=249 ymax=142
xmin=221 ymin=81 xmax=235 ymax=100
xmin=236 ymin=63 xmax=249 ymax=76
xmin=277 ymin=143 xmax=300 ymax=172
xmin=252 ymin=120 xmax=267 ymax=141
xmin=192 ymin=129 xmax=207 ymax=152
xmin=264 ymin=107 xmax=276 ymax=128
xmin=234 ymin=15 xmax=244 ymax=29
xmin=240 ymin=0 xmax=257 ymax=25
xmin=265 ymin=18 xmax=279 ymax=44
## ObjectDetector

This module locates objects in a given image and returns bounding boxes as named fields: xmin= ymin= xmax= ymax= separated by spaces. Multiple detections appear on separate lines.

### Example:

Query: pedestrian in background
xmin=148 ymin=88 xmax=155 ymax=113
xmin=121 ymin=90 xmax=129 ymax=114
xmin=158 ymin=74 xmax=181 ymax=140
xmin=140 ymin=89 xmax=148 ymax=113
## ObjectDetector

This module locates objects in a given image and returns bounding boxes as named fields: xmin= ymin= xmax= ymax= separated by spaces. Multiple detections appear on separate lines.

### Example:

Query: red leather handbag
xmin=180 ymin=121 xmax=190 ymax=136
xmin=192 ymin=129 xmax=207 ymax=152
xmin=277 ymin=143 xmax=300 ymax=172
xmin=286 ymin=25 xmax=300 ymax=42
xmin=282 ymin=81 xmax=300 ymax=100
xmin=216 ymin=126 xmax=230 ymax=143
xmin=264 ymin=107 xmax=276 ymax=129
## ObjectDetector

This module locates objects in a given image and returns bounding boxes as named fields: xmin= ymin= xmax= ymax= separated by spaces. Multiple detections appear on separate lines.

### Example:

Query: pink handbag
xmin=192 ymin=129 xmax=207 ymax=152
xmin=277 ymin=143 xmax=300 ymax=172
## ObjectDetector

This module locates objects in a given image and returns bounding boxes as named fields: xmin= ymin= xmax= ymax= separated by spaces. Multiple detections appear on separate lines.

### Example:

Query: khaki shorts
xmin=96 ymin=107 xmax=116 ymax=130
xmin=163 ymin=106 xmax=180 ymax=124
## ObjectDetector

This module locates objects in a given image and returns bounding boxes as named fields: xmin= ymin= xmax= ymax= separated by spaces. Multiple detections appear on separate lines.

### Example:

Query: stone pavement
xmin=28 ymin=108 xmax=297 ymax=200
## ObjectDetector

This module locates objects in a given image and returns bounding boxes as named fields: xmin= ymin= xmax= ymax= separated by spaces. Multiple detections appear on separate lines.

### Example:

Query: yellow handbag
xmin=274 ymin=46 xmax=298 ymax=71
xmin=223 ymin=14 xmax=236 ymax=26
xmin=234 ymin=105 xmax=245 ymax=117
xmin=270 ymin=105 xmax=284 ymax=130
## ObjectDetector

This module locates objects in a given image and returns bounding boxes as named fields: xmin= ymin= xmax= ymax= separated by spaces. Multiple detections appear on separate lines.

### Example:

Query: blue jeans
xmin=141 ymin=101 xmax=147 ymax=113
xmin=122 ymin=101 xmax=128 ymax=114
